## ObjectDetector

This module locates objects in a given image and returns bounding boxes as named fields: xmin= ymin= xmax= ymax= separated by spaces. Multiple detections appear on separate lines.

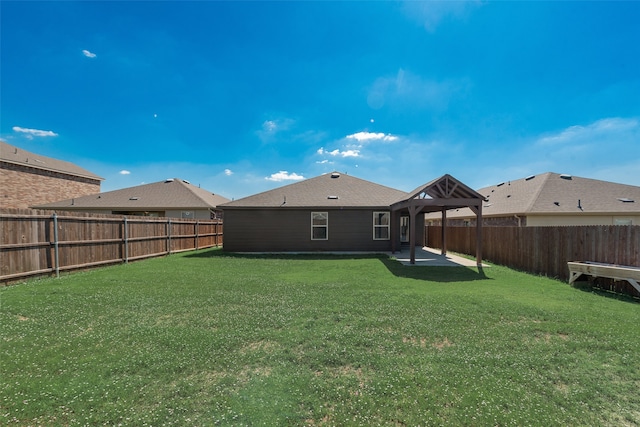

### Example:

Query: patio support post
xmin=408 ymin=205 xmax=420 ymax=264
xmin=476 ymin=204 xmax=482 ymax=265
xmin=441 ymin=207 xmax=447 ymax=256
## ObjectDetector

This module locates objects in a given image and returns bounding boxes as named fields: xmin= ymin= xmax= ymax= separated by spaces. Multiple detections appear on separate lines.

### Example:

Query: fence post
xmin=195 ymin=220 xmax=199 ymax=250
xmin=167 ymin=218 xmax=172 ymax=254
xmin=52 ymin=213 xmax=60 ymax=278
xmin=123 ymin=217 xmax=129 ymax=263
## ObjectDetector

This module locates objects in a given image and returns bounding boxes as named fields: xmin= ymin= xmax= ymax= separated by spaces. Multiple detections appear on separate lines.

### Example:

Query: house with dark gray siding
xmin=220 ymin=172 xmax=485 ymax=264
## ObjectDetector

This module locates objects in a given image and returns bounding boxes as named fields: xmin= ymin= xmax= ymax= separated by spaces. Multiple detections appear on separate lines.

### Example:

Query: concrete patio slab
xmin=389 ymin=247 xmax=490 ymax=267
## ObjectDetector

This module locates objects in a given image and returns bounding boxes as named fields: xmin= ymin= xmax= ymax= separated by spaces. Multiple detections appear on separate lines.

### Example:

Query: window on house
xmin=614 ymin=219 xmax=633 ymax=225
xmin=373 ymin=211 xmax=390 ymax=240
xmin=311 ymin=212 xmax=328 ymax=240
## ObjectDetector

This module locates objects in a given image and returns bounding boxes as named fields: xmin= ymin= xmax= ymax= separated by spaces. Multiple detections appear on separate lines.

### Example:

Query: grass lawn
xmin=1 ymin=248 xmax=639 ymax=426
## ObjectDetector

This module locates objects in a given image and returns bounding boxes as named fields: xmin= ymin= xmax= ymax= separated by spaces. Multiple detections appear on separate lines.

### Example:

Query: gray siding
xmin=223 ymin=208 xmax=398 ymax=252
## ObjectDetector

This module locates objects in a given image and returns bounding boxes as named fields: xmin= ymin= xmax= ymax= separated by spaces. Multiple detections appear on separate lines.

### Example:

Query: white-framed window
xmin=311 ymin=212 xmax=328 ymax=240
xmin=373 ymin=211 xmax=390 ymax=240
xmin=614 ymin=218 xmax=633 ymax=225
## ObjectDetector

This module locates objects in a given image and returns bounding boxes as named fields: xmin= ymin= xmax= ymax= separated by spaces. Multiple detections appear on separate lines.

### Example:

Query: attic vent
xmin=618 ymin=198 xmax=635 ymax=203
xmin=496 ymin=182 xmax=504 ymax=187
xmin=525 ymin=175 xmax=535 ymax=181
xmin=484 ymin=203 xmax=492 ymax=208
xmin=331 ymin=173 xmax=340 ymax=178
xmin=560 ymin=174 xmax=572 ymax=180
xmin=183 ymin=179 xmax=190 ymax=184
xmin=129 ymin=197 xmax=139 ymax=201
xmin=327 ymin=195 xmax=339 ymax=199
xmin=165 ymin=179 xmax=174 ymax=183
xmin=554 ymin=202 xmax=560 ymax=206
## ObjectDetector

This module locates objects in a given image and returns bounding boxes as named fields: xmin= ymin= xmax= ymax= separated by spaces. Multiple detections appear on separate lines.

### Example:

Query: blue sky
xmin=2 ymin=1 xmax=639 ymax=199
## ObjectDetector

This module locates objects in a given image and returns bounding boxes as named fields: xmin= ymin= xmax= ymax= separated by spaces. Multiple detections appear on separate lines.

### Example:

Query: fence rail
xmin=426 ymin=225 xmax=640 ymax=296
xmin=1 ymin=208 xmax=223 ymax=283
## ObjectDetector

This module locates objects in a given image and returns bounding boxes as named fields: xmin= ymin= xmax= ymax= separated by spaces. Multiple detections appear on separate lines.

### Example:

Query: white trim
xmin=373 ymin=211 xmax=390 ymax=240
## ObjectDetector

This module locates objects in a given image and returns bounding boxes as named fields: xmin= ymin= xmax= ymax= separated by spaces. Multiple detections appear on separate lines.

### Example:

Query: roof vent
xmin=525 ymin=175 xmax=535 ymax=181
xmin=560 ymin=174 xmax=572 ymax=180
xmin=331 ymin=173 xmax=340 ymax=178
xmin=554 ymin=201 xmax=560 ymax=206
xmin=183 ymin=179 xmax=190 ymax=184
xmin=165 ymin=178 xmax=174 ymax=183
xmin=129 ymin=197 xmax=139 ymax=201
xmin=618 ymin=198 xmax=635 ymax=203
xmin=327 ymin=195 xmax=339 ymax=199
xmin=496 ymin=182 xmax=504 ymax=187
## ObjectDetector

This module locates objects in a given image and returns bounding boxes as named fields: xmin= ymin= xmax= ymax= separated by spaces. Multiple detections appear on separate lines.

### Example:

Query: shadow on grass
xmin=379 ymin=257 xmax=489 ymax=283
xmin=571 ymin=279 xmax=640 ymax=304
xmin=185 ymin=248 xmax=489 ymax=283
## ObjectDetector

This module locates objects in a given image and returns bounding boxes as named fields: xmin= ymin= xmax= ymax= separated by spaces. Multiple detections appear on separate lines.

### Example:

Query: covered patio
xmin=390 ymin=174 xmax=485 ymax=265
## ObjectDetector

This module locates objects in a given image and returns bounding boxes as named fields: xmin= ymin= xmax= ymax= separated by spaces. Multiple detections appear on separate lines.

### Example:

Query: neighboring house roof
xmin=0 ymin=140 xmax=104 ymax=181
xmin=33 ymin=178 xmax=230 ymax=210
xmin=220 ymin=172 xmax=408 ymax=209
xmin=436 ymin=172 xmax=640 ymax=219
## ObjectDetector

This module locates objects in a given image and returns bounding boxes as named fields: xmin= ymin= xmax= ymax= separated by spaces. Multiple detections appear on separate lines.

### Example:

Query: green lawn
xmin=1 ymin=248 xmax=639 ymax=426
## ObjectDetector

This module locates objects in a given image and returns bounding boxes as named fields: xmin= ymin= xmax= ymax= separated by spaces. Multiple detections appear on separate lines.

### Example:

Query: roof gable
xmin=34 ymin=178 xmax=229 ymax=210
xmin=220 ymin=172 xmax=408 ymax=208
xmin=1 ymin=140 xmax=103 ymax=181
xmin=403 ymin=174 xmax=485 ymax=202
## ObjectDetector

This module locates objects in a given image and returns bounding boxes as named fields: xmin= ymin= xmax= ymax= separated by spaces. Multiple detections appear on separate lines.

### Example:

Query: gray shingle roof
xmin=1 ymin=140 xmax=103 ymax=181
xmin=34 ymin=178 xmax=229 ymax=210
xmin=441 ymin=172 xmax=640 ymax=218
xmin=220 ymin=172 xmax=408 ymax=209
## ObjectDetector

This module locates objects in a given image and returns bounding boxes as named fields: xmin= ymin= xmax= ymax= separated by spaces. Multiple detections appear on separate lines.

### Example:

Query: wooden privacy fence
xmin=1 ymin=209 xmax=223 ymax=283
xmin=425 ymin=225 xmax=640 ymax=291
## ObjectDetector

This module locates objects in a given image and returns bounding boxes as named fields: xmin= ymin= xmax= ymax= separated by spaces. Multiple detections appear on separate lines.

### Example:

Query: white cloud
xmin=82 ymin=49 xmax=96 ymax=58
xmin=224 ymin=168 xmax=233 ymax=176
xmin=12 ymin=126 xmax=58 ymax=138
xmin=367 ymin=69 xmax=464 ymax=111
xmin=537 ymin=117 xmax=639 ymax=146
xmin=401 ymin=0 xmax=483 ymax=33
xmin=263 ymin=120 xmax=277 ymax=132
xmin=119 ymin=170 xmax=131 ymax=175
xmin=317 ymin=147 xmax=360 ymax=158
xmin=256 ymin=117 xmax=296 ymax=143
xmin=346 ymin=132 xmax=398 ymax=142
xmin=265 ymin=171 xmax=305 ymax=182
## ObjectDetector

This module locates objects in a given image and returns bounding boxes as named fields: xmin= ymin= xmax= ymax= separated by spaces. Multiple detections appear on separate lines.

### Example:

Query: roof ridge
xmin=175 ymin=178 xmax=218 ymax=206
xmin=522 ymin=172 xmax=552 ymax=213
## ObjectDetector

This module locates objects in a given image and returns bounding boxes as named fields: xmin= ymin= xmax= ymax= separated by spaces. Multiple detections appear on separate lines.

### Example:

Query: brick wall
xmin=1 ymin=162 xmax=101 ymax=209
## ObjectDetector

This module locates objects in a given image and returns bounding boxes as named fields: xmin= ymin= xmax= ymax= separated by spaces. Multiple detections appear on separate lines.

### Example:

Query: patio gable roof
xmin=391 ymin=174 xmax=485 ymax=212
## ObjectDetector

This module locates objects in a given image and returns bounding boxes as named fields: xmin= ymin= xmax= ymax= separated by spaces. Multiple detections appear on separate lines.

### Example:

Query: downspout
xmin=514 ymin=215 xmax=521 ymax=227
